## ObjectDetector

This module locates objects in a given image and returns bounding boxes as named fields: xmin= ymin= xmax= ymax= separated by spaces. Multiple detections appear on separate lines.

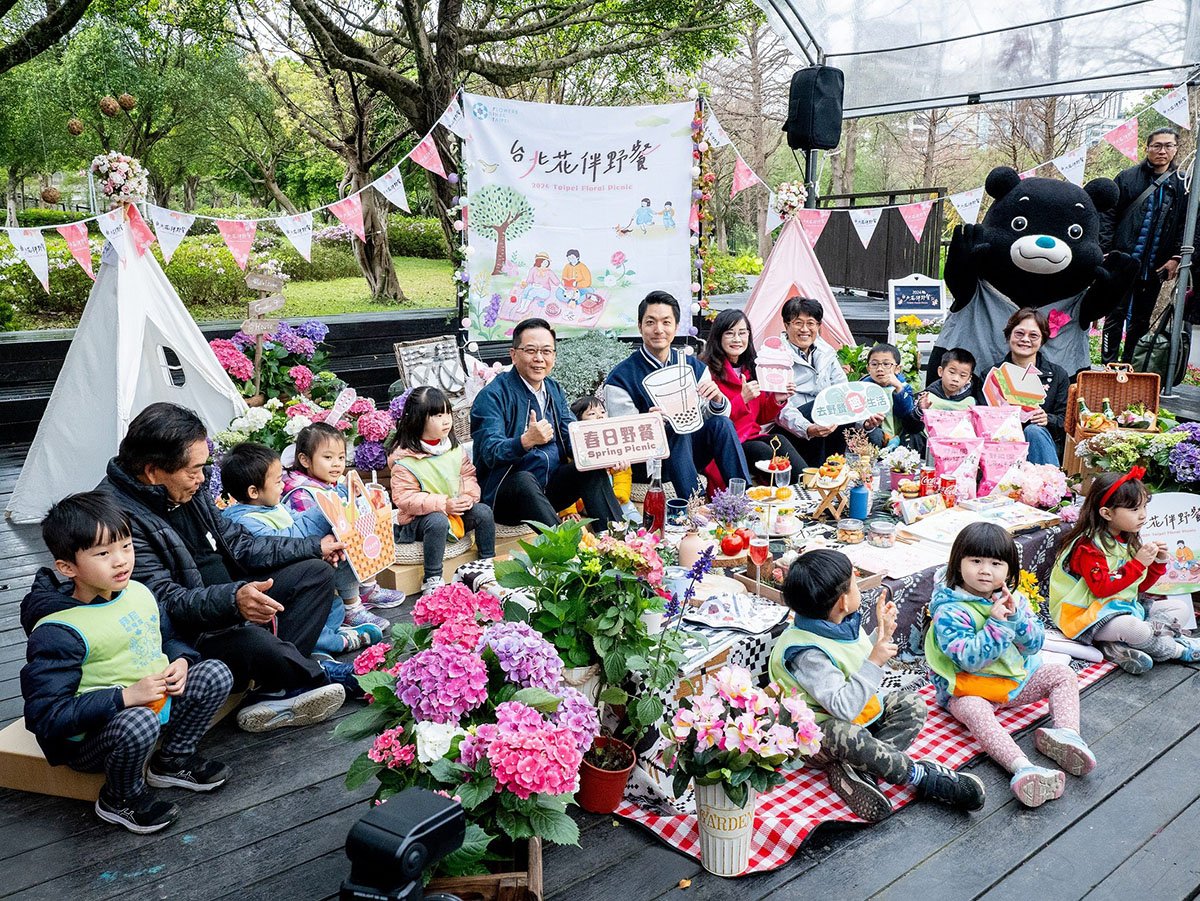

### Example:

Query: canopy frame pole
xmin=1163 ymin=143 xmax=1199 ymax=396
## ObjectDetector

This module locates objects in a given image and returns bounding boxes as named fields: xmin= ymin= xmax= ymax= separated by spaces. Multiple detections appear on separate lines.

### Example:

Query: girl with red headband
xmin=1049 ymin=468 xmax=1200 ymax=673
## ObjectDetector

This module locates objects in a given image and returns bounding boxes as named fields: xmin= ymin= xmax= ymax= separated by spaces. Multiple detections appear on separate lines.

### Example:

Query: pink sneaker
xmin=359 ymin=583 xmax=407 ymax=610
xmin=343 ymin=603 xmax=390 ymax=633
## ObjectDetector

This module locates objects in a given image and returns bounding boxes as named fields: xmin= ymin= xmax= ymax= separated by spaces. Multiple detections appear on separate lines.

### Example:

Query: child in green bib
xmin=388 ymin=387 xmax=495 ymax=594
xmin=926 ymin=522 xmax=1094 ymax=808
xmin=21 ymin=492 xmax=232 ymax=834
xmin=769 ymin=549 xmax=985 ymax=822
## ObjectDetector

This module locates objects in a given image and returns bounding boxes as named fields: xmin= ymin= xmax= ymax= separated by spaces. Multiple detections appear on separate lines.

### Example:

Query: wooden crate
xmin=428 ymin=837 xmax=542 ymax=901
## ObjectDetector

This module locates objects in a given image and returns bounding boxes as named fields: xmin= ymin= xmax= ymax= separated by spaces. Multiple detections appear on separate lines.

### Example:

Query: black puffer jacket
xmin=1099 ymin=160 xmax=1187 ymax=268
xmin=98 ymin=458 xmax=324 ymax=640
xmin=20 ymin=568 xmax=198 ymax=764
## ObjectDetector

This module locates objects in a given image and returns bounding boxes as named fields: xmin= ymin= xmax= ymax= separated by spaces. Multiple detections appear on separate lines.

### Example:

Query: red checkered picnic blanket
xmin=615 ymin=661 xmax=1113 ymax=873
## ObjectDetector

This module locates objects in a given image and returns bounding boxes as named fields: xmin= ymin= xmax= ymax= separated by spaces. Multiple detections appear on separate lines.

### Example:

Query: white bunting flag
xmin=765 ymin=193 xmax=784 ymax=233
xmin=704 ymin=113 xmax=733 ymax=148
xmin=96 ymin=207 xmax=127 ymax=259
xmin=5 ymin=227 xmax=50 ymax=292
xmin=372 ymin=163 xmax=411 ymax=212
xmin=274 ymin=211 xmax=313 ymax=261
xmin=1152 ymin=87 xmax=1191 ymax=130
xmin=949 ymin=187 xmax=985 ymax=225
xmin=437 ymin=94 xmax=470 ymax=139
xmin=147 ymin=203 xmax=194 ymax=264
xmin=848 ymin=207 xmax=883 ymax=248
xmin=1052 ymin=147 xmax=1088 ymax=187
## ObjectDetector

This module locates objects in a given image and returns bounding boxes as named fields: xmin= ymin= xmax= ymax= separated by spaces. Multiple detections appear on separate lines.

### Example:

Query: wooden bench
xmin=375 ymin=523 xmax=536 ymax=595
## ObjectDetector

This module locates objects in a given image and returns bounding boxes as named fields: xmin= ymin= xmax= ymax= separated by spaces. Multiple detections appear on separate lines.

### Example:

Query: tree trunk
xmin=756 ymin=191 xmax=771 ymax=259
xmin=350 ymin=167 xmax=406 ymax=302
xmin=831 ymin=120 xmax=858 ymax=195
xmin=183 ymin=176 xmax=200 ymax=211
xmin=491 ymin=226 xmax=508 ymax=275
xmin=6 ymin=166 xmax=20 ymax=227
xmin=264 ymin=175 xmax=299 ymax=214
xmin=922 ymin=110 xmax=938 ymax=186
xmin=716 ymin=217 xmax=728 ymax=253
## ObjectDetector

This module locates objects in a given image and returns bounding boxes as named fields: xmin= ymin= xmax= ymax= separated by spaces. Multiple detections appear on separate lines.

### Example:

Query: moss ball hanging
xmin=118 ymin=93 xmax=136 ymax=111
xmin=40 ymin=187 xmax=61 ymax=204
xmin=99 ymin=96 xmax=120 ymax=117
xmin=67 ymin=118 xmax=84 ymax=136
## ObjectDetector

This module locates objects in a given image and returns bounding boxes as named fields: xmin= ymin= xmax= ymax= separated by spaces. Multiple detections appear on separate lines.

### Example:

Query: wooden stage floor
xmin=2 ymin=442 xmax=1199 ymax=900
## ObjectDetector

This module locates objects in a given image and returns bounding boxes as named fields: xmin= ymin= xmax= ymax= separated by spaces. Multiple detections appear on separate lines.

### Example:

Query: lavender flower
xmin=479 ymin=621 xmax=564 ymax=689
xmin=483 ymin=293 xmax=502 ymax=328
xmin=208 ymin=462 xmax=223 ymax=501
xmin=708 ymin=488 xmax=752 ymax=526
xmin=664 ymin=592 xmax=682 ymax=618
xmin=354 ymin=440 xmax=388 ymax=471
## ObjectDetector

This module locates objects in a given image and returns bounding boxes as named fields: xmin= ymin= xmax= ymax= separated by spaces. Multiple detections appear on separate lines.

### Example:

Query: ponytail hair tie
xmin=1100 ymin=465 xmax=1146 ymax=507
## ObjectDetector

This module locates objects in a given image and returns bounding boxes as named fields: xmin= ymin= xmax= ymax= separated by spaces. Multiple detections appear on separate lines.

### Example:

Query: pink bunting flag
xmin=215 ymin=219 xmax=257 ymax=271
xmin=408 ymin=132 xmax=447 ymax=179
xmin=898 ymin=200 xmax=935 ymax=241
xmin=1104 ymin=119 xmax=1140 ymax=161
xmin=5 ymin=227 xmax=50 ymax=292
xmin=329 ymin=193 xmax=366 ymax=243
xmin=796 ymin=209 xmax=831 ymax=246
xmin=126 ymin=204 xmax=156 ymax=257
xmin=689 ymin=202 xmax=700 ymax=234
xmin=1018 ymin=166 xmax=1039 ymax=180
xmin=730 ymin=153 xmax=761 ymax=199
xmin=55 ymin=221 xmax=95 ymax=280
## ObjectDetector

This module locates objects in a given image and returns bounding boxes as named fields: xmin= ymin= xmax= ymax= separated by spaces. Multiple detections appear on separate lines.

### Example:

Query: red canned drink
xmin=940 ymin=475 xmax=957 ymax=507
xmin=919 ymin=466 xmax=938 ymax=497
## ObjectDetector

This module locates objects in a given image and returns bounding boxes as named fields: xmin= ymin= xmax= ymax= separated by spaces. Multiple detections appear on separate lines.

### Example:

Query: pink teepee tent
xmin=741 ymin=217 xmax=855 ymax=351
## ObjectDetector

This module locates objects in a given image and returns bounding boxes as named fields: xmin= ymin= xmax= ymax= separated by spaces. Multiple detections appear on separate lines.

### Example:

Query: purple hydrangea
xmin=230 ymin=331 xmax=256 ymax=352
xmin=208 ymin=462 xmax=223 ymax=501
xmin=354 ymin=440 xmax=388 ymax=471
xmin=394 ymin=646 xmax=489 ymax=724
xmin=293 ymin=319 xmax=329 ymax=344
xmin=389 ymin=388 xmax=414 ymax=422
xmin=1169 ymin=441 xmax=1200 ymax=484
xmin=551 ymin=686 xmax=600 ymax=753
xmin=478 ymin=621 xmax=564 ymax=690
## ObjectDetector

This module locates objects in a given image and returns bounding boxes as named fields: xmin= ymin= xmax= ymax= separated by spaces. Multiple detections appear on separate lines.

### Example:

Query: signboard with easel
xmin=243 ymin=270 xmax=286 ymax=402
xmin=887 ymin=273 xmax=946 ymax=365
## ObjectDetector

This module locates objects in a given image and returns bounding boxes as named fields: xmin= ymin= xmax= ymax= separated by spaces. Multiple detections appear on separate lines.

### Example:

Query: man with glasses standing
xmin=1099 ymin=127 xmax=1189 ymax=364
xmin=471 ymin=318 xmax=623 ymax=528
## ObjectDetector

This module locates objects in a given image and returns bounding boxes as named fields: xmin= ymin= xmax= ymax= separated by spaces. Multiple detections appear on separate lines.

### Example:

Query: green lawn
xmin=13 ymin=256 xmax=456 ymax=330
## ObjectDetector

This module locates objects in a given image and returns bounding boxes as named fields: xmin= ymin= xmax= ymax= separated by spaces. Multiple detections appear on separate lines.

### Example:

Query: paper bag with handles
xmin=309 ymin=471 xmax=397 ymax=581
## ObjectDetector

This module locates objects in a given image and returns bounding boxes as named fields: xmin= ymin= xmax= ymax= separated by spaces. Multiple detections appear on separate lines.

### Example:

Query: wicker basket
xmin=1065 ymin=364 xmax=1161 ymax=441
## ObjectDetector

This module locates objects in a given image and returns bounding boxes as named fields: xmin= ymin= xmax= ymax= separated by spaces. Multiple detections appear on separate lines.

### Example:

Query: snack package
xmin=978 ymin=440 xmax=1030 ymax=495
xmin=970 ymin=405 xmax=1025 ymax=442
xmin=929 ymin=437 xmax=984 ymax=500
xmin=924 ymin=409 xmax=977 ymax=440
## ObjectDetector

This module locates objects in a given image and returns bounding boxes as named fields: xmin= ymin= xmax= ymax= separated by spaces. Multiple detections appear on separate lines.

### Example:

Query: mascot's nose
xmin=1036 ymin=236 xmax=1057 ymax=249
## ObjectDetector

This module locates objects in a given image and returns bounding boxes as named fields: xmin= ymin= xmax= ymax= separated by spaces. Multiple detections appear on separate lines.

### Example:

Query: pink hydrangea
xmin=287 ymin=401 xmax=319 ymax=419
xmin=353 ymin=642 xmax=392 ymax=675
xmin=350 ymin=397 xmax=378 ymax=415
xmin=394 ymin=646 xmax=489 ymax=724
xmin=210 ymin=339 xmax=254 ymax=381
xmin=550 ymin=687 xmax=600 ymax=753
xmin=458 ymin=723 xmax=497 ymax=769
xmin=413 ymin=583 xmax=500 ymax=627
xmin=356 ymin=410 xmax=394 ymax=443
xmin=289 ymin=365 xmax=314 ymax=393
xmin=485 ymin=712 xmax=581 ymax=799
xmin=432 ymin=615 xmax=485 ymax=650
xmin=367 ymin=726 xmax=417 ymax=769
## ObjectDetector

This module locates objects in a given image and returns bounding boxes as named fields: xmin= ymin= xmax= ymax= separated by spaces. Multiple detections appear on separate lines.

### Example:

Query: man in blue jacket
xmin=471 ymin=318 xmax=622 ymax=528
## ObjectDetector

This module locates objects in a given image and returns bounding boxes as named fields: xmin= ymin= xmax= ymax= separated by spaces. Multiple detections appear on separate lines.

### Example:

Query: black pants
xmin=195 ymin=559 xmax=332 ymax=693
xmin=742 ymin=429 xmax=807 ymax=483
xmin=1102 ymin=274 xmax=1162 ymax=364
xmin=777 ymin=402 xmax=849 ymax=467
xmin=494 ymin=465 xmax=622 ymax=528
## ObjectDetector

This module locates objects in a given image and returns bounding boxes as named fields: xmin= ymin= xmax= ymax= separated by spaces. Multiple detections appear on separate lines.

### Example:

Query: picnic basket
xmin=1064 ymin=363 xmax=1161 ymax=480
xmin=393 ymin=336 xmax=473 ymax=442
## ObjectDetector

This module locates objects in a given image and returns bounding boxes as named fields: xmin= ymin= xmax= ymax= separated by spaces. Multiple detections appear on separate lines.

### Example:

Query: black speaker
xmin=782 ymin=65 xmax=844 ymax=151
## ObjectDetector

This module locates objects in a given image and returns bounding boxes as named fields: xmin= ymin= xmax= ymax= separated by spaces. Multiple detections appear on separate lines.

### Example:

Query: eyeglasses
xmin=1148 ymin=143 xmax=1177 ymax=151
xmin=1010 ymin=330 xmax=1043 ymax=342
xmin=867 ymin=359 xmax=897 ymax=369
xmin=726 ymin=330 xmax=750 ymax=339
xmin=516 ymin=346 xmax=556 ymax=358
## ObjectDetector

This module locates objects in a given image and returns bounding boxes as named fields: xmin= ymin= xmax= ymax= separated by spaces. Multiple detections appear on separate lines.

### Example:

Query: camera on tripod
xmin=340 ymin=787 xmax=466 ymax=901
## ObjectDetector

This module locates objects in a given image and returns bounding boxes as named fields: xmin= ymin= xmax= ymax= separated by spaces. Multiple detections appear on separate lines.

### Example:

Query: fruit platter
xmin=815 ymin=453 xmax=848 ymax=488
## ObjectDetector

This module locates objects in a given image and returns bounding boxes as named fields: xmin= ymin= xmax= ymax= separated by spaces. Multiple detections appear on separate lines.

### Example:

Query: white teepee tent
xmin=7 ymin=215 xmax=248 ymax=523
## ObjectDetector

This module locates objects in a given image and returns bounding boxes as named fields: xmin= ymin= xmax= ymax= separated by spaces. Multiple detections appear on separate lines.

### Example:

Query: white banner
xmin=147 ymin=203 xmax=194 ymax=264
xmin=949 ymin=187 xmax=985 ymax=225
xmin=96 ymin=207 xmax=127 ymax=259
xmin=274 ymin=211 xmax=314 ymax=261
xmin=848 ymin=207 xmax=882 ymax=248
xmin=462 ymin=93 xmax=693 ymax=340
xmin=1152 ymin=87 xmax=1191 ymax=130
xmin=1051 ymin=147 xmax=1087 ymax=187
xmin=372 ymin=163 xmax=411 ymax=213
xmin=5 ymin=227 xmax=50 ymax=292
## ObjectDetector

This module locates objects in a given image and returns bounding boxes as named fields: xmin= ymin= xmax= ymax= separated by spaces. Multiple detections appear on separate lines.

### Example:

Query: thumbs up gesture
xmin=521 ymin=409 xmax=554 ymax=449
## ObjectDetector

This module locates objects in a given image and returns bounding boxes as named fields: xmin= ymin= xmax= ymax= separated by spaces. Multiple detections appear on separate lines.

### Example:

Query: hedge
xmin=16 ymin=208 xmax=93 ymax=229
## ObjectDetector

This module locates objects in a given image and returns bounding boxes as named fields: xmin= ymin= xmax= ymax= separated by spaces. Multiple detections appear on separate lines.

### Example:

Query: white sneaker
xmin=236 ymin=683 xmax=345 ymax=733
xmin=421 ymin=576 xmax=446 ymax=594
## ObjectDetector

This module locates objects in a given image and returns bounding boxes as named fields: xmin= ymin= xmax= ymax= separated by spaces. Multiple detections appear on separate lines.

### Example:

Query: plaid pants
xmin=815 ymin=691 xmax=927 ymax=785
xmin=69 ymin=659 xmax=233 ymax=799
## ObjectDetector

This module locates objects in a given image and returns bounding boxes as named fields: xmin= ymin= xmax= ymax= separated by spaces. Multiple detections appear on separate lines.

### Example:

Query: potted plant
xmin=880 ymin=445 xmax=922 ymax=491
xmin=337 ymin=582 xmax=600 ymax=884
xmin=661 ymin=666 xmax=823 ymax=877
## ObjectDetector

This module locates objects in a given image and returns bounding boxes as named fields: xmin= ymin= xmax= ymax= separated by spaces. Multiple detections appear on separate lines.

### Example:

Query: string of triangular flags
xmin=3 ymin=93 xmax=472 ymax=292
xmin=715 ymin=85 xmax=1192 ymax=251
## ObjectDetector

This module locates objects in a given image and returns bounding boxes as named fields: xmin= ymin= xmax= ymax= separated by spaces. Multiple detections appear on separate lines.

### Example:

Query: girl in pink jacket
xmin=388 ymin=388 xmax=496 ymax=594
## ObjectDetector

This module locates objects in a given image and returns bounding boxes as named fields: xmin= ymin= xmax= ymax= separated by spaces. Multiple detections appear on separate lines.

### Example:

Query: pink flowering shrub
xmin=412 ymin=582 xmax=501 ymax=627
xmin=355 ymin=410 xmax=394 ymax=443
xmin=210 ymin=339 xmax=255 ymax=382
xmin=394 ymin=646 xmax=489 ymax=724
xmin=484 ymin=703 xmax=582 ymax=799
xmin=367 ymin=726 xmax=417 ymax=769
xmin=289 ymin=365 xmax=314 ymax=393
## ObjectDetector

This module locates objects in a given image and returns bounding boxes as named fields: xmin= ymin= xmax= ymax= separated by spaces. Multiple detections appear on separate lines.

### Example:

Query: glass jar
xmin=868 ymin=521 xmax=896 ymax=548
xmin=836 ymin=518 xmax=865 ymax=544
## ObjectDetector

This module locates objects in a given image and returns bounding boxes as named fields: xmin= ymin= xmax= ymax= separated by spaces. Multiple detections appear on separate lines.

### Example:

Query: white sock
xmin=1012 ymin=756 xmax=1034 ymax=772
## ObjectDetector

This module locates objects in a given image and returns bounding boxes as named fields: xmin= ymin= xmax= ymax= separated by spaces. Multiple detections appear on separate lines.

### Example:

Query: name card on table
xmin=568 ymin=412 xmax=670 ymax=471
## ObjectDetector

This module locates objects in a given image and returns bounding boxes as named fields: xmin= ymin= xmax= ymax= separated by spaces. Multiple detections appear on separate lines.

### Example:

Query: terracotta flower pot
xmin=577 ymin=736 xmax=636 ymax=814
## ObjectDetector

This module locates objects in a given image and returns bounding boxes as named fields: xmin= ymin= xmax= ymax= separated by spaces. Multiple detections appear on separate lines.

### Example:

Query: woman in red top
xmin=700 ymin=309 xmax=805 ymax=483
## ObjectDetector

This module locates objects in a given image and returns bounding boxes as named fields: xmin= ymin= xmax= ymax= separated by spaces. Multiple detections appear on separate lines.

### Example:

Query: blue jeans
xmin=1023 ymin=423 xmax=1059 ymax=466
xmin=661 ymin=415 xmax=752 ymax=498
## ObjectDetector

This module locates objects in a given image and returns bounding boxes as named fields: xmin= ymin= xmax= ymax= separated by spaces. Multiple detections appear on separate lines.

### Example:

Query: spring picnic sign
xmin=568 ymin=412 xmax=670 ymax=471
xmin=463 ymin=93 xmax=693 ymax=341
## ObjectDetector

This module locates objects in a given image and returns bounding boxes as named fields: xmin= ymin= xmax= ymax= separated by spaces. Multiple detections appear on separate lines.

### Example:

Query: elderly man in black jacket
xmin=99 ymin=402 xmax=350 ymax=732
xmin=1099 ymin=126 xmax=1189 ymax=363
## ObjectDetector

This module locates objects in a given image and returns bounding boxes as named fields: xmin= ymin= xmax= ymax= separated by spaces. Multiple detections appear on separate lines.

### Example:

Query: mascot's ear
xmin=985 ymin=166 xmax=1021 ymax=200
xmin=1083 ymin=177 xmax=1120 ymax=213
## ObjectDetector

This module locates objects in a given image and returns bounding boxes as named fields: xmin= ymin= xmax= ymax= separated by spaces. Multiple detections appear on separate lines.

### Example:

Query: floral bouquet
xmin=773 ymin=181 xmax=809 ymax=222
xmin=992 ymin=461 xmax=1070 ymax=510
xmin=894 ymin=313 xmax=943 ymax=335
xmin=340 ymin=583 xmax=601 ymax=875
xmin=881 ymin=445 xmax=921 ymax=474
xmin=1074 ymin=428 xmax=1187 ymax=489
xmin=210 ymin=318 xmax=332 ymax=400
xmin=661 ymin=665 xmax=822 ymax=805
xmin=90 ymin=152 xmax=148 ymax=205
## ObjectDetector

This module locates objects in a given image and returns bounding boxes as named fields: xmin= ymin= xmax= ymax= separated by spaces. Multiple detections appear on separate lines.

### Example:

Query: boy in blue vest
xmin=21 ymin=492 xmax=233 ymax=834
xmin=769 ymin=549 xmax=985 ymax=821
